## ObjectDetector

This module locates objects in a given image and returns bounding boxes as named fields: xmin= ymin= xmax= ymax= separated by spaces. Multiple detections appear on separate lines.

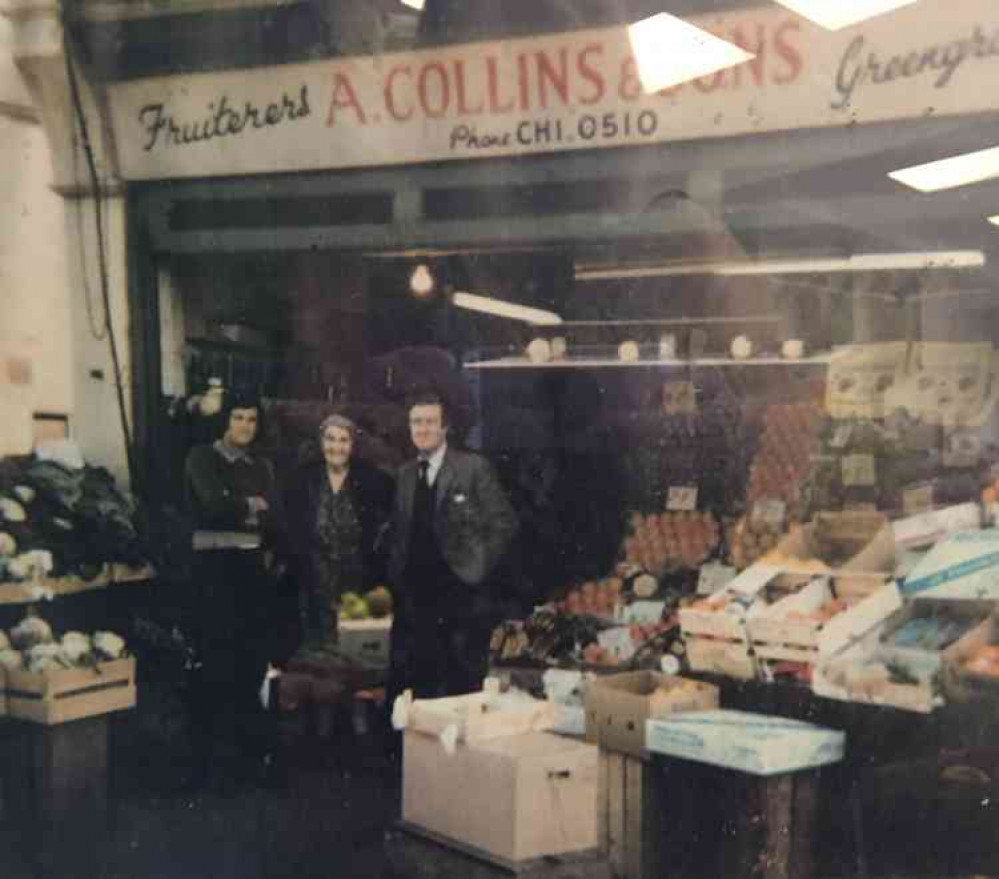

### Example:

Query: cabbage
xmin=6 ymin=550 xmax=54 ymax=582
xmin=0 ymin=498 xmax=27 ymax=523
xmin=10 ymin=615 xmax=54 ymax=649
xmin=12 ymin=485 xmax=36 ymax=504
xmin=61 ymin=632 xmax=93 ymax=665
xmin=0 ymin=532 xmax=16 ymax=557
xmin=93 ymin=631 xmax=126 ymax=660
xmin=0 ymin=648 xmax=22 ymax=671
xmin=26 ymin=642 xmax=69 ymax=673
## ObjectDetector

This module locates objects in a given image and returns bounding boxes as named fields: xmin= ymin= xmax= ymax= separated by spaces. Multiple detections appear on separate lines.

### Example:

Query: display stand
xmin=0 ymin=715 xmax=110 ymax=879
xmin=0 ymin=564 xmax=155 ymax=605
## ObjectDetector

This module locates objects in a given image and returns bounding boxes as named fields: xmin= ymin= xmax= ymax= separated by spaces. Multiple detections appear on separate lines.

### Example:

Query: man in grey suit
xmin=387 ymin=390 xmax=517 ymax=702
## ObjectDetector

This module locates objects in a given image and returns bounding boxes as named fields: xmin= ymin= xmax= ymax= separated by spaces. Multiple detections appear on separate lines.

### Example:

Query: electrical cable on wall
xmin=59 ymin=2 xmax=138 ymax=489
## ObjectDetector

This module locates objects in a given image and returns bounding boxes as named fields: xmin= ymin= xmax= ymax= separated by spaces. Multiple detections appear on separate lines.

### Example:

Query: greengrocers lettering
xmin=833 ymin=25 xmax=999 ymax=110
xmin=138 ymin=86 xmax=311 ymax=151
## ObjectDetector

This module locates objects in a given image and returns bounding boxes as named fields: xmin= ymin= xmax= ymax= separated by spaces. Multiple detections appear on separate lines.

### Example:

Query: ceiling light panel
xmin=627 ymin=12 xmax=755 ymax=94
xmin=889 ymin=145 xmax=999 ymax=193
xmin=453 ymin=292 xmax=563 ymax=326
xmin=772 ymin=0 xmax=917 ymax=31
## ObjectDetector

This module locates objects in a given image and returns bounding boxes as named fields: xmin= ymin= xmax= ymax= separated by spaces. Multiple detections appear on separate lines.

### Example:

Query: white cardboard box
xmin=402 ymin=730 xmax=599 ymax=863
xmin=901 ymin=531 xmax=999 ymax=599
xmin=679 ymin=563 xmax=778 ymax=643
xmin=645 ymin=710 xmax=845 ymax=775
xmin=338 ymin=617 xmax=391 ymax=668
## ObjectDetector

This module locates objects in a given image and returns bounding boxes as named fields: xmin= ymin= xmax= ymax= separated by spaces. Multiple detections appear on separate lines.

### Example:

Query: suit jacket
xmin=389 ymin=447 xmax=517 ymax=589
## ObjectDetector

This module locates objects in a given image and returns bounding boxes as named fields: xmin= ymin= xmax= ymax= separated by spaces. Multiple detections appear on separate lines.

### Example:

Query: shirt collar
xmin=214 ymin=439 xmax=254 ymax=465
xmin=420 ymin=443 xmax=447 ymax=482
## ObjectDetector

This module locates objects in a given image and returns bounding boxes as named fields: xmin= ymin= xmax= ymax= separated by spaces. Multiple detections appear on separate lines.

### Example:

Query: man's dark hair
xmin=217 ymin=390 xmax=266 ymax=444
xmin=406 ymin=389 xmax=449 ymax=427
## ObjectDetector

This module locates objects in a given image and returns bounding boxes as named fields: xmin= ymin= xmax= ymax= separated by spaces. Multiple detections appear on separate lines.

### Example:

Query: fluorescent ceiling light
xmin=453 ymin=291 xmax=562 ymax=326
xmin=889 ymin=145 xmax=999 ymax=193
xmin=400 ymin=0 xmax=425 ymax=10
xmin=771 ymin=0 xmax=917 ymax=31
xmin=575 ymin=251 xmax=985 ymax=280
xmin=627 ymin=12 xmax=755 ymax=94
xmin=988 ymin=216 xmax=999 ymax=227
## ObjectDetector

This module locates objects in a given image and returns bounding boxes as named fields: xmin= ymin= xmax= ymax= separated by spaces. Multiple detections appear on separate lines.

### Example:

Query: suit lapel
xmin=401 ymin=460 xmax=417 ymax=524
xmin=434 ymin=450 xmax=456 ymax=515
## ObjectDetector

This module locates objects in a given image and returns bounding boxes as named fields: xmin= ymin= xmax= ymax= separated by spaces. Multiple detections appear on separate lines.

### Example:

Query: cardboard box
xmin=748 ymin=578 xmax=902 ymax=664
xmin=404 ymin=684 xmax=556 ymax=744
xmin=645 ymin=710 xmax=845 ymax=776
xmin=812 ymin=599 xmax=990 ymax=714
xmin=943 ymin=613 xmax=999 ymax=702
xmin=6 ymin=658 xmax=136 ymax=725
xmin=901 ymin=531 xmax=999 ymax=599
xmin=825 ymin=342 xmax=907 ymax=420
xmin=402 ymin=730 xmax=599 ymax=863
xmin=584 ymin=672 xmax=719 ymax=759
xmin=765 ymin=511 xmax=895 ymax=594
xmin=337 ymin=617 xmax=391 ymax=669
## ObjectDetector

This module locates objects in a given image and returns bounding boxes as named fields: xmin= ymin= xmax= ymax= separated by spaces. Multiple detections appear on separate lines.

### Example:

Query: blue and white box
xmin=645 ymin=710 xmax=845 ymax=775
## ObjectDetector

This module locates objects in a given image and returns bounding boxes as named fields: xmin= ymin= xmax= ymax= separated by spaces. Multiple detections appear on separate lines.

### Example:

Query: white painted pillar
xmin=3 ymin=0 xmax=132 ymax=486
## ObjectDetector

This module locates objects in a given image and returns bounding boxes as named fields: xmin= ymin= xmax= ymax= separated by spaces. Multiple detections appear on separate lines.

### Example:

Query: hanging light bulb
xmin=409 ymin=264 xmax=435 ymax=297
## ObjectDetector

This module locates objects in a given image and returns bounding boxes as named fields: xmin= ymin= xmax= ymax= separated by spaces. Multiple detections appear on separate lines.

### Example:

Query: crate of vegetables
xmin=1 ymin=616 xmax=134 ymax=725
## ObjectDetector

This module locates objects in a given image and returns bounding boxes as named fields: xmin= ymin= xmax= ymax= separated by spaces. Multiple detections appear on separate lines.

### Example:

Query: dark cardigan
xmin=284 ymin=459 xmax=394 ymax=590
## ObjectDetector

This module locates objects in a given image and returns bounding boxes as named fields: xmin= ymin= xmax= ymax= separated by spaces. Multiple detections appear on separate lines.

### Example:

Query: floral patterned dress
xmin=300 ymin=477 xmax=364 ymax=656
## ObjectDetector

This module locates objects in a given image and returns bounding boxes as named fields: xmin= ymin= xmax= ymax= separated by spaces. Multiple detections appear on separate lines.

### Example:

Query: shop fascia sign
xmin=108 ymin=0 xmax=999 ymax=181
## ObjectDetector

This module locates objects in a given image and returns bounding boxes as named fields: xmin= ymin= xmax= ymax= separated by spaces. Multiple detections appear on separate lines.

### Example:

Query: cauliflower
xmin=0 ymin=497 xmax=27 ymax=523
xmin=60 ymin=632 xmax=93 ymax=665
xmin=12 ymin=485 xmax=36 ymax=504
xmin=0 ymin=648 xmax=23 ymax=671
xmin=0 ymin=532 xmax=16 ymax=557
xmin=10 ymin=615 xmax=54 ymax=650
xmin=6 ymin=550 xmax=54 ymax=582
xmin=26 ymin=642 xmax=69 ymax=673
xmin=93 ymin=631 xmax=126 ymax=661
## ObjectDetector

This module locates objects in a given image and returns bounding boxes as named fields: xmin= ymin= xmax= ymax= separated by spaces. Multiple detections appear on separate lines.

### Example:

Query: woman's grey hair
xmin=318 ymin=413 xmax=357 ymax=440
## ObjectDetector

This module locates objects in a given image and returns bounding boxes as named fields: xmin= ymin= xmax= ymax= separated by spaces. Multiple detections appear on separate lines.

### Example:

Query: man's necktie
xmin=418 ymin=459 xmax=430 ymax=488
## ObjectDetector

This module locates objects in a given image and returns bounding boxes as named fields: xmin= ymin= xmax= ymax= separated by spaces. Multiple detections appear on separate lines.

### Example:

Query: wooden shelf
xmin=0 ymin=565 xmax=155 ymax=606
xmin=464 ymin=354 xmax=833 ymax=371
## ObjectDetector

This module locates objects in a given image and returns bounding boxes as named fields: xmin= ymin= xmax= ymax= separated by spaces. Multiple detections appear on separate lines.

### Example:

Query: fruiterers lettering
xmin=138 ymin=85 xmax=311 ymax=151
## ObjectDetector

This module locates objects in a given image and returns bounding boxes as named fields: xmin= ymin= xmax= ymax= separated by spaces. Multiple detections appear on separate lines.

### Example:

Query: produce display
xmin=623 ymin=511 xmax=720 ymax=574
xmin=553 ymin=578 xmax=623 ymax=618
xmin=726 ymin=516 xmax=782 ymax=570
xmin=0 ymin=455 xmax=147 ymax=582
xmin=339 ymin=586 xmax=393 ymax=620
xmin=745 ymin=402 xmax=823 ymax=521
xmin=491 ymin=610 xmax=606 ymax=666
xmin=962 ymin=644 xmax=999 ymax=678
xmin=0 ymin=613 xmax=128 ymax=672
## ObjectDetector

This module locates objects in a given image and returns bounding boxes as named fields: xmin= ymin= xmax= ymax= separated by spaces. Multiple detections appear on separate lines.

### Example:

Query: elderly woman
xmin=184 ymin=391 xmax=284 ymax=789
xmin=286 ymin=414 xmax=394 ymax=657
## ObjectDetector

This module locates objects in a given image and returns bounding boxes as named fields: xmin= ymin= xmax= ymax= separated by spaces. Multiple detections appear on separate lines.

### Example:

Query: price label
xmin=841 ymin=453 xmax=876 ymax=487
xmin=752 ymin=499 xmax=787 ymax=527
xmin=597 ymin=627 xmax=637 ymax=662
xmin=697 ymin=563 xmax=737 ymax=595
xmin=829 ymin=424 xmax=853 ymax=449
xmin=902 ymin=483 xmax=934 ymax=517
xmin=667 ymin=485 xmax=698 ymax=511
xmin=623 ymin=600 xmax=667 ymax=624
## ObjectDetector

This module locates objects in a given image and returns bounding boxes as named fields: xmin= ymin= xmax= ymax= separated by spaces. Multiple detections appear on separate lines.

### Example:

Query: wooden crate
xmin=597 ymin=751 xmax=667 ymax=879
xmin=6 ymin=658 xmax=136 ymax=725
xmin=685 ymin=636 xmax=759 ymax=680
